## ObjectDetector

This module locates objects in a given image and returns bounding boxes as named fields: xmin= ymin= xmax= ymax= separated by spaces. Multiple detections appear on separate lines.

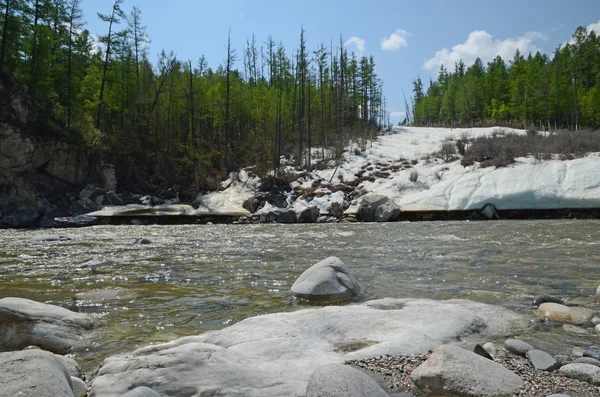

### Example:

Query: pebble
xmin=504 ymin=339 xmax=535 ymax=357
xmin=347 ymin=353 xmax=600 ymax=396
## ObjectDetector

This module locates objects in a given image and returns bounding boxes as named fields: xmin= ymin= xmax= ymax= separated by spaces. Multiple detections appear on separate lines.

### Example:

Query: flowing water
xmin=0 ymin=220 xmax=599 ymax=373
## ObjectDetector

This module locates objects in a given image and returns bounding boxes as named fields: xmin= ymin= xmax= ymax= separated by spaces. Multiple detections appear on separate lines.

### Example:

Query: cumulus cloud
xmin=345 ymin=36 xmax=366 ymax=54
xmin=381 ymin=29 xmax=410 ymax=51
xmin=566 ymin=19 xmax=600 ymax=45
xmin=423 ymin=30 xmax=548 ymax=71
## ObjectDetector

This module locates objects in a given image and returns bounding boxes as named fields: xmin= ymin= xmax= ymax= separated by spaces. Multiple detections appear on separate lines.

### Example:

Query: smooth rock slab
xmin=504 ymin=339 xmax=534 ymax=357
xmin=90 ymin=298 xmax=526 ymax=397
xmin=291 ymin=257 xmax=361 ymax=303
xmin=410 ymin=344 xmax=523 ymax=397
xmin=0 ymin=297 xmax=94 ymax=353
xmin=306 ymin=363 xmax=389 ymax=397
xmin=559 ymin=363 xmax=600 ymax=385
xmin=526 ymin=349 xmax=560 ymax=371
xmin=537 ymin=302 xmax=594 ymax=325
xmin=0 ymin=349 xmax=75 ymax=397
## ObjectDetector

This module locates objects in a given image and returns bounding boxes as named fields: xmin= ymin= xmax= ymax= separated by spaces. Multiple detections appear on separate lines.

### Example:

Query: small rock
xmin=573 ymin=357 xmax=600 ymax=368
xmin=537 ymin=302 xmax=594 ymax=325
xmin=56 ymin=355 xmax=86 ymax=379
xmin=504 ymin=338 xmax=534 ymax=357
xmin=122 ymin=386 xmax=162 ymax=397
xmin=547 ymin=395 xmax=571 ymax=397
xmin=134 ymin=237 xmax=153 ymax=245
xmin=526 ymin=349 xmax=560 ymax=371
xmin=559 ymin=363 xmax=600 ymax=385
xmin=583 ymin=350 xmax=600 ymax=360
xmin=291 ymin=257 xmax=361 ymax=303
xmin=306 ymin=363 xmax=389 ymax=397
xmin=482 ymin=342 xmax=500 ymax=358
xmin=532 ymin=295 xmax=564 ymax=307
xmin=71 ymin=377 xmax=88 ymax=397
xmin=591 ymin=316 xmax=600 ymax=325
xmin=473 ymin=344 xmax=493 ymax=360
xmin=410 ymin=345 xmax=523 ymax=397
xmin=562 ymin=324 xmax=590 ymax=335
xmin=573 ymin=348 xmax=585 ymax=357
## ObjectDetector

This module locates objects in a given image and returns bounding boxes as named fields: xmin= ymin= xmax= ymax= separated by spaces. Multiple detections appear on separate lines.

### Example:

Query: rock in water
xmin=573 ymin=357 xmax=600 ymax=368
xmin=54 ymin=215 xmax=98 ymax=228
xmin=264 ymin=208 xmax=296 ymax=223
xmin=583 ymin=350 xmax=600 ymax=360
xmin=291 ymin=257 xmax=361 ymax=303
xmin=537 ymin=302 xmax=594 ymax=325
xmin=373 ymin=201 xmax=401 ymax=222
xmin=29 ymin=234 xmax=64 ymax=243
xmin=297 ymin=206 xmax=320 ymax=223
xmin=532 ymin=294 xmax=564 ymax=307
xmin=122 ymin=386 xmax=162 ymax=397
xmin=504 ymin=339 xmax=534 ymax=357
xmin=410 ymin=345 xmax=523 ymax=397
xmin=481 ymin=203 xmax=500 ymax=220
xmin=306 ymin=363 xmax=389 ymax=397
xmin=356 ymin=194 xmax=389 ymax=222
xmin=559 ymin=363 xmax=600 ymax=385
xmin=134 ymin=237 xmax=153 ymax=245
xmin=0 ymin=297 xmax=94 ymax=353
xmin=0 ymin=349 xmax=75 ymax=397
xmin=526 ymin=349 xmax=560 ymax=371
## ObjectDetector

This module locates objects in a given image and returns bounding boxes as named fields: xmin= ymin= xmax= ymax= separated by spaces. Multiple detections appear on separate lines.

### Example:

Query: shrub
xmin=440 ymin=141 xmax=456 ymax=161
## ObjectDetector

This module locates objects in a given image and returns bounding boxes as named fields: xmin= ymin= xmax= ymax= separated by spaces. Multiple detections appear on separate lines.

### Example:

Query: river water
xmin=1 ymin=220 xmax=599 ymax=373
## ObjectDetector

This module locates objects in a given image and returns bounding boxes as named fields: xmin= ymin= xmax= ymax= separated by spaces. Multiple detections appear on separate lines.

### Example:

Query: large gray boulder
xmin=373 ymin=200 xmax=400 ymax=222
xmin=0 ymin=349 xmax=75 ymax=397
xmin=356 ymin=194 xmax=389 ymax=222
xmin=264 ymin=208 xmax=296 ymax=223
xmin=297 ymin=206 xmax=320 ymax=223
xmin=559 ymin=363 xmax=600 ymax=385
xmin=410 ymin=344 xmax=523 ymax=397
xmin=2 ymin=206 xmax=40 ymax=228
xmin=0 ymin=297 xmax=94 ymax=354
xmin=291 ymin=257 xmax=361 ymax=303
xmin=90 ymin=298 xmax=526 ymax=397
xmin=306 ymin=363 xmax=389 ymax=397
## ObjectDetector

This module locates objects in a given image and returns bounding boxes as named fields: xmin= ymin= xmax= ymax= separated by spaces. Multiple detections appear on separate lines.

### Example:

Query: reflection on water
xmin=0 ymin=220 xmax=599 ymax=372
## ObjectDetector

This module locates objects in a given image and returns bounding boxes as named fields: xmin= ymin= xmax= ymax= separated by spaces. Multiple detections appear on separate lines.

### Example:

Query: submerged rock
xmin=90 ymin=298 xmax=526 ymax=397
xmin=410 ymin=344 xmax=523 ymax=397
xmin=0 ymin=297 xmax=94 ymax=353
xmin=291 ymin=257 xmax=361 ymax=303
xmin=537 ymin=302 xmax=594 ymax=325
xmin=306 ymin=363 xmax=389 ymax=397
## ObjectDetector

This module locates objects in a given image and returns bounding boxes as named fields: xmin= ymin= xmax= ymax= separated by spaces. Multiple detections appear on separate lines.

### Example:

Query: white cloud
xmin=345 ymin=36 xmax=366 ymax=54
xmin=423 ymin=30 xmax=548 ymax=71
xmin=566 ymin=19 xmax=600 ymax=45
xmin=381 ymin=29 xmax=410 ymax=51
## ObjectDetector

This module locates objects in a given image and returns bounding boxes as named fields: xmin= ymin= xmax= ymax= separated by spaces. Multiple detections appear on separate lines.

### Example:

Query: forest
xmin=0 ymin=0 xmax=387 ymax=198
xmin=409 ymin=25 xmax=600 ymax=131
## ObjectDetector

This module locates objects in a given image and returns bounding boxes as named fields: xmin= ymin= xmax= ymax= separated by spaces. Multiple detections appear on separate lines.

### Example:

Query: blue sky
xmin=81 ymin=0 xmax=600 ymax=124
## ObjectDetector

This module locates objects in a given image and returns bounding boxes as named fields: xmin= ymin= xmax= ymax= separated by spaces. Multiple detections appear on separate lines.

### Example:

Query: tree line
xmin=0 ymin=0 xmax=387 ymax=197
xmin=408 ymin=25 xmax=600 ymax=131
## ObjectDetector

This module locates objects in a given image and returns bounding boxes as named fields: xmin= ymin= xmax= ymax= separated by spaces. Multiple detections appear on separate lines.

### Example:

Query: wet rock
xmin=242 ymin=196 xmax=262 ymax=214
xmin=526 ymin=349 xmax=560 ymax=371
xmin=0 ymin=349 xmax=76 ymax=397
xmin=79 ymin=184 xmax=105 ymax=200
xmin=122 ymin=386 xmax=162 ymax=397
xmin=54 ymin=215 xmax=98 ymax=228
xmin=532 ymin=294 xmax=564 ymax=307
xmin=373 ymin=200 xmax=400 ymax=222
xmin=559 ymin=363 xmax=600 ymax=385
xmin=410 ymin=344 xmax=523 ymax=397
xmin=134 ymin=237 xmax=153 ymax=245
xmin=264 ymin=208 xmax=296 ymax=223
xmin=69 ymin=198 xmax=101 ymax=216
xmin=356 ymin=194 xmax=389 ymax=222
xmin=103 ymin=191 xmax=124 ymax=206
xmin=0 ymin=297 xmax=94 ymax=353
xmin=2 ymin=206 xmax=39 ymax=228
xmin=573 ymin=357 xmax=600 ymax=367
xmin=537 ymin=302 xmax=594 ymax=325
xmin=583 ymin=350 xmax=600 ymax=360
xmin=71 ymin=377 xmax=87 ymax=397
xmin=562 ymin=324 xmax=590 ymax=335
xmin=291 ymin=257 xmax=361 ymax=303
xmin=504 ymin=339 xmax=534 ymax=357
xmin=297 ymin=206 xmax=320 ymax=223
xmin=473 ymin=343 xmax=493 ymax=360
xmin=306 ymin=363 xmax=389 ymax=397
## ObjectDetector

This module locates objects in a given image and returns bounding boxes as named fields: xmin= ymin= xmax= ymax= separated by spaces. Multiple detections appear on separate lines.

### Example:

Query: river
xmin=1 ymin=220 xmax=599 ymax=373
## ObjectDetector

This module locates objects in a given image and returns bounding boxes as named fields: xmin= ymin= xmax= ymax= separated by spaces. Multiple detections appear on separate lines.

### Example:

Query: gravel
xmin=347 ymin=352 xmax=600 ymax=397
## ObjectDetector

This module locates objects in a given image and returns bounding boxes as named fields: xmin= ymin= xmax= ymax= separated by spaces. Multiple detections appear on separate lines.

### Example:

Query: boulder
xmin=0 ymin=297 xmax=94 ymax=353
xmin=54 ymin=215 xmax=98 ymax=228
xmin=583 ymin=350 xmax=600 ymax=360
xmin=306 ymin=363 xmax=389 ymax=397
xmin=291 ymin=257 xmax=361 ymax=303
xmin=573 ymin=357 xmax=600 ymax=367
xmin=242 ymin=196 xmax=262 ymax=214
xmin=356 ymin=194 xmax=388 ymax=222
xmin=537 ymin=303 xmax=594 ymax=325
xmin=103 ymin=191 xmax=124 ymax=206
xmin=122 ymin=386 xmax=162 ymax=397
xmin=90 ymin=298 xmax=526 ymax=397
xmin=264 ymin=209 xmax=296 ymax=223
xmin=79 ymin=184 xmax=105 ymax=200
xmin=373 ymin=200 xmax=400 ymax=222
xmin=2 ymin=206 xmax=39 ymax=228
xmin=69 ymin=198 xmax=101 ymax=216
xmin=526 ymin=349 xmax=560 ymax=371
xmin=481 ymin=203 xmax=500 ymax=220
xmin=134 ymin=237 xmax=153 ymax=245
xmin=298 ymin=206 xmax=320 ymax=223
xmin=71 ymin=377 xmax=87 ymax=397
xmin=410 ymin=345 xmax=523 ymax=397
xmin=559 ymin=363 xmax=600 ymax=385
xmin=504 ymin=339 xmax=534 ymax=357
xmin=0 ymin=349 xmax=75 ymax=397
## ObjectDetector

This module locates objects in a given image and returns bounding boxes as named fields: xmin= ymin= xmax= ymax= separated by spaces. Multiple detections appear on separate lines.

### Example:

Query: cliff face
xmin=0 ymin=72 xmax=90 ymax=224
